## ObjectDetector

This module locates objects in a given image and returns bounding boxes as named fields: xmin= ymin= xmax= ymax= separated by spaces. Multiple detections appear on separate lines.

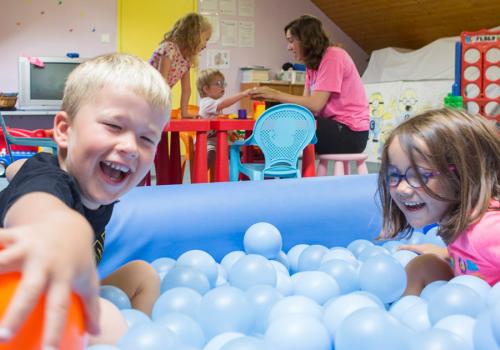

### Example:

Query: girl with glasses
xmin=377 ymin=108 xmax=500 ymax=294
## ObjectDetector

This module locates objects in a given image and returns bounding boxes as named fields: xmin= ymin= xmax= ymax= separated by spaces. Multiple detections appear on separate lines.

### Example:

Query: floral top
xmin=149 ymin=41 xmax=191 ymax=87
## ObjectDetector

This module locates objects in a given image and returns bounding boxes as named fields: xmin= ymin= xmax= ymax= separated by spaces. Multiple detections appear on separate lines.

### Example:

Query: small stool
xmin=317 ymin=153 xmax=368 ymax=176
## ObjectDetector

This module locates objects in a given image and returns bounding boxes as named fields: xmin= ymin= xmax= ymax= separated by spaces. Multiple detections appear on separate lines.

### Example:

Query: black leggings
xmin=315 ymin=117 xmax=368 ymax=155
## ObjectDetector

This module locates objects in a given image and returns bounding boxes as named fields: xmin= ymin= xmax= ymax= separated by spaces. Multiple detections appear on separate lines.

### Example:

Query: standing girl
xmin=377 ymin=108 xmax=500 ymax=294
xmin=150 ymin=13 xmax=212 ymax=118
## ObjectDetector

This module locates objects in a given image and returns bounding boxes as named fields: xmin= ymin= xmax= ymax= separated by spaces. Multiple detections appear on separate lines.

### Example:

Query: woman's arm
xmin=249 ymin=86 xmax=330 ymax=114
xmin=216 ymin=90 xmax=251 ymax=112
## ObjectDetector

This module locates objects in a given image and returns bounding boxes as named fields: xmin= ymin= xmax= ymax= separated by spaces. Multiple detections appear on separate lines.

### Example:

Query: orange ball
xmin=0 ymin=272 xmax=86 ymax=349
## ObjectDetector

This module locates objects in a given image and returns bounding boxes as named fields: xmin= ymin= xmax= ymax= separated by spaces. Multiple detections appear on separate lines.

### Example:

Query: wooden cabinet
xmin=240 ymin=81 xmax=305 ymax=115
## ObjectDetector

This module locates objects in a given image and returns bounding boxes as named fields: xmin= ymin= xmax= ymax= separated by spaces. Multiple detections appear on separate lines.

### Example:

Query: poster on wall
xmin=207 ymin=49 xmax=230 ymax=69
xmin=200 ymin=0 xmax=218 ymax=13
xmin=219 ymin=0 xmax=236 ymax=16
xmin=364 ymin=80 xmax=452 ymax=162
xmin=238 ymin=0 xmax=254 ymax=17
xmin=206 ymin=15 xmax=220 ymax=43
xmin=238 ymin=21 xmax=254 ymax=47
xmin=220 ymin=20 xmax=237 ymax=47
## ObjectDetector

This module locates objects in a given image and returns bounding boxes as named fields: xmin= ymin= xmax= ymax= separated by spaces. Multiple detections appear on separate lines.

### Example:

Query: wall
xmin=0 ymin=0 xmax=368 ymax=114
xmin=0 ymin=0 xmax=116 ymax=94
xmin=198 ymin=0 xmax=369 ymax=113
xmin=117 ymin=0 xmax=198 ymax=108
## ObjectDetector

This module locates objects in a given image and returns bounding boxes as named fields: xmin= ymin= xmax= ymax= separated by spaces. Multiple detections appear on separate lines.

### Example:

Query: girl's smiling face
xmin=387 ymin=136 xmax=452 ymax=229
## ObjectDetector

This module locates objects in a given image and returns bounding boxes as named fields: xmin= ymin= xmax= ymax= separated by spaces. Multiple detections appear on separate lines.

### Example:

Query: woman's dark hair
xmin=284 ymin=15 xmax=330 ymax=70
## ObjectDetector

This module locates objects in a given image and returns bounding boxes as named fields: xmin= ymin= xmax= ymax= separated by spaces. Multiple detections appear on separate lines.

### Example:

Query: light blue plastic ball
xmin=322 ymin=247 xmax=357 ymax=265
xmin=152 ymin=287 xmax=202 ymax=321
xmin=270 ymin=260 xmax=289 ymax=276
xmin=203 ymin=332 xmax=244 ymax=350
xmin=401 ymin=231 xmax=426 ymax=245
xmin=346 ymin=239 xmax=374 ymax=257
xmin=297 ymin=244 xmax=329 ymax=271
xmin=243 ymin=222 xmax=282 ymax=259
xmin=154 ymin=312 xmax=205 ymax=348
xmin=117 ymin=322 xmax=177 ymax=350
xmin=216 ymin=264 xmax=229 ymax=287
xmin=286 ymin=244 xmax=309 ymax=273
xmin=99 ymin=285 xmax=131 ymax=310
xmin=389 ymin=295 xmax=425 ymax=320
xmin=275 ymin=271 xmax=293 ymax=296
xmin=228 ymin=254 xmax=276 ymax=290
xmin=419 ymin=280 xmax=447 ymax=301
xmin=322 ymin=292 xmax=382 ymax=341
xmin=268 ymin=295 xmax=322 ymax=324
xmin=427 ymin=283 xmax=485 ymax=324
xmin=448 ymin=274 xmax=491 ymax=300
xmin=265 ymin=315 xmax=331 ymax=350
xmin=319 ymin=258 xmax=360 ymax=294
xmin=198 ymin=286 xmax=255 ymax=339
xmin=220 ymin=335 xmax=268 ymax=350
xmin=291 ymin=271 xmax=340 ymax=305
xmin=473 ymin=311 xmax=500 ymax=350
xmin=434 ymin=315 xmax=475 ymax=349
xmin=381 ymin=240 xmax=403 ymax=254
xmin=357 ymin=245 xmax=390 ymax=262
xmin=334 ymin=308 xmax=411 ymax=350
xmin=161 ymin=265 xmax=210 ymax=294
xmin=272 ymin=250 xmax=289 ymax=271
xmin=177 ymin=249 xmax=218 ymax=288
xmin=151 ymin=257 xmax=176 ymax=275
xmin=220 ymin=251 xmax=246 ymax=273
xmin=408 ymin=328 xmax=469 ymax=350
xmin=399 ymin=302 xmax=431 ymax=331
xmin=487 ymin=282 xmax=500 ymax=307
xmin=491 ymin=302 xmax=500 ymax=345
xmin=359 ymin=255 xmax=407 ymax=303
xmin=245 ymin=285 xmax=283 ymax=334
xmin=120 ymin=308 xmax=151 ymax=328
xmin=392 ymin=249 xmax=418 ymax=267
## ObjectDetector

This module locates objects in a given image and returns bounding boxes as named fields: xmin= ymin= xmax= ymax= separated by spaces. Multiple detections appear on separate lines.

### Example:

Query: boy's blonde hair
xmin=378 ymin=108 xmax=500 ymax=244
xmin=162 ymin=13 xmax=212 ymax=66
xmin=62 ymin=53 xmax=171 ymax=121
xmin=196 ymin=68 xmax=224 ymax=97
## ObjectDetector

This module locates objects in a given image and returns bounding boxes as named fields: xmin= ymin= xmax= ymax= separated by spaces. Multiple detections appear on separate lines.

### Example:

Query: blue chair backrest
xmin=252 ymin=103 xmax=316 ymax=172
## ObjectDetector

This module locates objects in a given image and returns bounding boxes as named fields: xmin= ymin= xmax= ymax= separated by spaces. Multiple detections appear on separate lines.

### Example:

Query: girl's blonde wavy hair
xmin=162 ymin=13 xmax=212 ymax=67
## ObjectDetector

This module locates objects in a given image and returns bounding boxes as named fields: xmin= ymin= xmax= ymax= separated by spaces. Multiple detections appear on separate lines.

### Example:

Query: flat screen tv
xmin=18 ymin=56 xmax=85 ymax=110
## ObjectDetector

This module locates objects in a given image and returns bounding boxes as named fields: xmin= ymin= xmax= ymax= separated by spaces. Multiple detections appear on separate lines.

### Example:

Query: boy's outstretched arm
xmin=0 ymin=192 xmax=100 ymax=348
xmin=216 ymin=89 xmax=252 ymax=112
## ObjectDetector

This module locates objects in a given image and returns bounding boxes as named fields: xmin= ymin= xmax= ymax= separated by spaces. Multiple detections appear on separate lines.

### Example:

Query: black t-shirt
xmin=0 ymin=153 xmax=114 ymax=264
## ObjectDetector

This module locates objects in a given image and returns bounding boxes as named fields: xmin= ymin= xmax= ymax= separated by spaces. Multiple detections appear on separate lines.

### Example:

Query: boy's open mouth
xmin=100 ymin=160 xmax=131 ymax=182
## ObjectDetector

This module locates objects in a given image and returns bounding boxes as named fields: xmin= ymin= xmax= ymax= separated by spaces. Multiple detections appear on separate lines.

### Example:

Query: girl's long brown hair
xmin=378 ymin=108 xmax=500 ymax=244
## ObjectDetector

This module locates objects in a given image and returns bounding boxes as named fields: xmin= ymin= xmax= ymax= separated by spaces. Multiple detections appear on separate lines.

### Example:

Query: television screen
xmin=30 ymin=62 xmax=78 ymax=100
xmin=18 ymin=56 xmax=85 ymax=110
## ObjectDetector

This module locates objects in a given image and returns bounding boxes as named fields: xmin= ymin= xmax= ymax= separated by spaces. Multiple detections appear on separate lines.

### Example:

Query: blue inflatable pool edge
xmin=99 ymin=175 xmax=382 ymax=278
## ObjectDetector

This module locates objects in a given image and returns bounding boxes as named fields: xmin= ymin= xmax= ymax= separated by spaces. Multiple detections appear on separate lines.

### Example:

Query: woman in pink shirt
xmin=250 ymin=15 xmax=369 ymax=154
xmin=377 ymin=108 xmax=500 ymax=293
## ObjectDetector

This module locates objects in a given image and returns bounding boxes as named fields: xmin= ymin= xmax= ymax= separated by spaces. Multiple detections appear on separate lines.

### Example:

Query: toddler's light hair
xmin=196 ymin=68 xmax=224 ymax=97
xmin=62 ymin=53 xmax=171 ymax=121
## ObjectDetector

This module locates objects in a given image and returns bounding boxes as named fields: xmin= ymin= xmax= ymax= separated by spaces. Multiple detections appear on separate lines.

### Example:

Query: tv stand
xmin=0 ymin=110 xmax=57 ymax=130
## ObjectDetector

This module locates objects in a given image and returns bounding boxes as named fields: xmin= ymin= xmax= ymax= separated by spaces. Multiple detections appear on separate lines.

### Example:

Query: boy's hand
xmin=0 ymin=193 xmax=100 ymax=348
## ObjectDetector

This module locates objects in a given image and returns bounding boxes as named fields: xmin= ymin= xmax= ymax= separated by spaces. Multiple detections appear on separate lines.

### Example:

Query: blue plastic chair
xmin=0 ymin=113 xmax=57 ymax=164
xmin=229 ymin=103 xmax=316 ymax=181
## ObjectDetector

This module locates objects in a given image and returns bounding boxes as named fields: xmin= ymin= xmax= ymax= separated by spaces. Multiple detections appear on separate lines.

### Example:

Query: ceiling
xmin=312 ymin=0 xmax=500 ymax=54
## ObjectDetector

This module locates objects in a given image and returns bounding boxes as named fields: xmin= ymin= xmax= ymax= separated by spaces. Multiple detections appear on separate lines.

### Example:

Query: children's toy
xmin=460 ymin=29 xmax=500 ymax=122
xmin=0 ymin=272 xmax=85 ymax=349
